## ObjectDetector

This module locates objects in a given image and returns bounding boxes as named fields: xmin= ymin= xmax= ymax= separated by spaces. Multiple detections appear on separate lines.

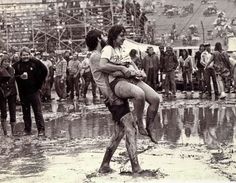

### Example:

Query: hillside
xmin=147 ymin=0 xmax=236 ymax=47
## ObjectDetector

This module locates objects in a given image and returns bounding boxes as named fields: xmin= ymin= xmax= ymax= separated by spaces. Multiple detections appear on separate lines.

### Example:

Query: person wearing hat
xmin=0 ymin=55 xmax=17 ymax=136
xmin=142 ymin=46 xmax=160 ymax=91
xmin=201 ymin=43 xmax=219 ymax=97
xmin=40 ymin=52 xmax=53 ymax=102
xmin=163 ymin=46 xmax=178 ymax=97
xmin=13 ymin=46 xmax=48 ymax=137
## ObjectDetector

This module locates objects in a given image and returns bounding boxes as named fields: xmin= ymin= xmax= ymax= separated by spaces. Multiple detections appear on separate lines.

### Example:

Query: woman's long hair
xmin=182 ymin=49 xmax=189 ymax=60
xmin=107 ymin=25 xmax=126 ymax=48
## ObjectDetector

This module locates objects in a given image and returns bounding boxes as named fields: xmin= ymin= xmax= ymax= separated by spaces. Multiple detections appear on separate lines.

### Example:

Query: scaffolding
xmin=0 ymin=0 xmax=141 ymax=52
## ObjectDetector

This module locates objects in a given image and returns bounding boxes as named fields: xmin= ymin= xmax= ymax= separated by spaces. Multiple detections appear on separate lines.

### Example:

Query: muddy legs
xmin=122 ymin=113 xmax=141 ymax=173
xmin=1 ymin=118 xmax=7 ymax=136
xmin=99 ymin=120 xmax=125 ymax=173
xmin=99 ymin=112 xmax=141 ymax=173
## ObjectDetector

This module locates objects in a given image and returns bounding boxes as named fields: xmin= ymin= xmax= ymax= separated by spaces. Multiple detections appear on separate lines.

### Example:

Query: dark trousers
xmin=146 ymin=68 xmax=155 ymax=90
xmin=0 ymin=94 xmax=16 ymax=123
xmin=41 ymin=79 xmax=52 ymax=101
xmin=20 ymin=91 xmax=45 ymax=133
xmin=55 ymin=76 xmax=67 ymax=99
xmin=197 ymin=68 xmax=206 ymax=92
xmin=68 ymin=74 xmax=80 ymax=99
xmin=182 ymin=71 xmax=193 ymax=91
xmin=205 ymin=68 xmax=219 ymax=95
xmin=83 ymin=71 xmax=97 ymax=98
xmin=164 ymin=71 xmax=176 ymax=95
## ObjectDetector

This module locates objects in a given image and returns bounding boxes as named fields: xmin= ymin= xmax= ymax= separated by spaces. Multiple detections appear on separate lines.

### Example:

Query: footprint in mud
xmin=120 ymin=169 xmax=168 ymax=178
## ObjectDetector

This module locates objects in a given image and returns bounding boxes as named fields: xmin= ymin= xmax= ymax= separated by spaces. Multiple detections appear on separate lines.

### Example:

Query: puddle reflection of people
xmin=162 ymin=108 xmax=181 ymax=145
xmin=216 ymin=107 xmax=234 ymax=145
xmin=202 ymin=107 xmax=219 ymax=149
xmin=86 ymin=29 xmax=142 ymax=173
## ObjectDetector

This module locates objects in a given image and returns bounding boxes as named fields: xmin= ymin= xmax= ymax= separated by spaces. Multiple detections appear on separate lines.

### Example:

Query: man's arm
xmin=99 ymin=58 xmax=131 ymax=77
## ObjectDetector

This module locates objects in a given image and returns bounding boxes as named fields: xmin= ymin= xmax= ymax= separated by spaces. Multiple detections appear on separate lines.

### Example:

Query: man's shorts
xmin=105 ymin=99 xmax=130 ymax=122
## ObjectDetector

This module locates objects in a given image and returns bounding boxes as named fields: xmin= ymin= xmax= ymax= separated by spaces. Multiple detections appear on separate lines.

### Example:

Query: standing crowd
xmin=1 ymin=24 xmax=236 ymax=174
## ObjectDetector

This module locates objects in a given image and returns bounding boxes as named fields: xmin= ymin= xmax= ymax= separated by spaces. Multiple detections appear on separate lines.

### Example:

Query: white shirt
xmin=200 ymin=51 xmax=213 ymax=68
xmin=101 ymin=45 xmax=136 ymax=82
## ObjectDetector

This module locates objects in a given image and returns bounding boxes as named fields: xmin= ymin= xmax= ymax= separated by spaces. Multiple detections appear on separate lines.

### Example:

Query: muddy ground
xmin=0 ymin=92 xmax=236 ymax=183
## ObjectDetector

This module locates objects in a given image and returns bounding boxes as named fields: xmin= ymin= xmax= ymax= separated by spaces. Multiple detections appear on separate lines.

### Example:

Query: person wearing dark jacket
xmin=163 ymin=46 xmax=178 ymax=97
xmin=142 ymin=47 xmax=160 ymax=90
xmin=13 ymin=47 xmax=48 ymax=137
xmin=195 ymin=44 xmax=205 ymax=94
xmin=0 ymin=55 xmax=17 ymax=136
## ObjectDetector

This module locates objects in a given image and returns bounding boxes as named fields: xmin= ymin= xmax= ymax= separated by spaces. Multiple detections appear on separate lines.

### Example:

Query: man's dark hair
xmin=214 ymin=42 xmax=223 ymax=52
xmin=199 ymin=44 xmax=204 ymax=49
xmin=85 ymin=29 xmax=102 ymax=51
xmin=129 ymin=49 xmax=137 ymax=57
xmin=107 ymin=25 xmax=126 ymax=47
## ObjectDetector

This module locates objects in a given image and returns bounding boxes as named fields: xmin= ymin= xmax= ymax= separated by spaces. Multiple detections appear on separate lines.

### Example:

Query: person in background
xmin=13 ymin=47 xmax=47 ymax=137
xmin=179 ymin=49 xmax=194 ymax=94
xmin=159 ymin=45 xmax=165 ymax=89
xmin=129 ymin=49 xmax=142 ymax=69
xmin=11 ymin=53 xmax=20 ymax=64
xmin=0 ymin=55 xmax=17 ymax=136
xmin=201 ymin=43 xmax=219 ymax=98
xmin=54 ymin=52 xmax=67 ymax=101
xmin=205 ymin=42 xmax=231 ymax=99
xmin=81 ymin=53 xmax=97 ymax=101
xmin=229 ymin=52 xmax=236 ymax=93
xmin=194 ymin=44 xmax=205 ymax=94
xmin=163 ymin=46 xmax=178 ymax=98
xmin=40 ymin=52 xmax=53 ymax=102
xmin=35 ymin=51 xmax=42 ymax=60
xmin=142 ymin=46 xmax=160 ymax=90
xmin=67 ymin=53 xmax=82 ymax=100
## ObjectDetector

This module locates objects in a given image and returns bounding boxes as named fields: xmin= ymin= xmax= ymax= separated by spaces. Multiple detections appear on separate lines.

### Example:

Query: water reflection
xmin=44 ymin=102 xmax=236 ymax=149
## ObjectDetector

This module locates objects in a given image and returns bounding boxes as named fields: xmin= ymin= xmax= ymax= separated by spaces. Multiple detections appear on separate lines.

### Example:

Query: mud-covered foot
xmin=98 ymin=166 xmax=113 ymax=174
xmin=138 ymin=126 xmax=149 ymax=136
xmin=146 ymin=128 xmax=158 ymax=144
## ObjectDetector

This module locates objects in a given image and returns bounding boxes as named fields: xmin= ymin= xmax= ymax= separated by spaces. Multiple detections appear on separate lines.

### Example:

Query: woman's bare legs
xmin=114 ymin=80 xmax=148 ymax=136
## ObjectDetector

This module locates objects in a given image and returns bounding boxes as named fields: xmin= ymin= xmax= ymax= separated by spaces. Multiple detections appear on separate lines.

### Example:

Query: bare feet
xmin=98 ymin=166 xmax=113 ymax=174
xmin=137 ymin=125 xmax=149 ymax=136
xmin=137 ymin=121 xmax=148 ymax=136
xmin=146 ymin=128 xmax=158 ymax=144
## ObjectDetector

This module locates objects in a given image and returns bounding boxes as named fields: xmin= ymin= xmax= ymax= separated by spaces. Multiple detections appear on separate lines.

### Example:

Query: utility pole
xmin=201 ymin=21 xmax=205 ymax=43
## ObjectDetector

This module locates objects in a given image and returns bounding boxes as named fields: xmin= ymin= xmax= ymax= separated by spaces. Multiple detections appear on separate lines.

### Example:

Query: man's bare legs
xmin=99 ymin=112 xmax=141 ymax=173
xmin=114 ymin=80 xmax=148 ymax=136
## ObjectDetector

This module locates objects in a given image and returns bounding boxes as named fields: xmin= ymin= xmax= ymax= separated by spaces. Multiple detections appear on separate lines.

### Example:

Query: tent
xmin=122 ymin=39 xmax=160 ymax=59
